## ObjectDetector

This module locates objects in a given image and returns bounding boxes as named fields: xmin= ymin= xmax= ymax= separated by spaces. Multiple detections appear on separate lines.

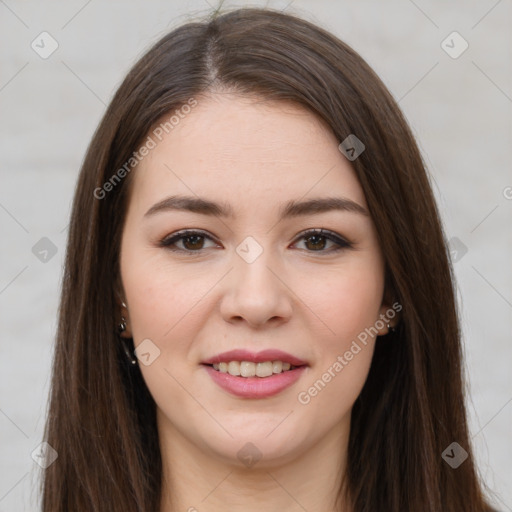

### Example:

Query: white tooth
xmin=256 ymin=361 xmax=273 ymax=377
xmin=272 ymin=360 xmax=283 ymax=374
xmin=212 ymin=363 xmax=219 ymax=370
xmin=218 ymin=362 xmax=228 ymax=373
xmin=282 ymin=362 xmax=291 ymax=371
xmin=240 ymin=361 xmax=256 ymax=377
xmin=228 ymin=361 xmax=241 ymax=376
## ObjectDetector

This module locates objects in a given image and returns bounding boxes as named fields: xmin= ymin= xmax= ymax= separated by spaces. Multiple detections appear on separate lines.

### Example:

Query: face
xmin=119 ymin=93 xmax=391 ymax=468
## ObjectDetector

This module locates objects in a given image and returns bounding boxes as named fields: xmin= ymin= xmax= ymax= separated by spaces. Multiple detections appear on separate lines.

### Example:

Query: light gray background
xmin=0 ymin=1 xmax=511 ymax=510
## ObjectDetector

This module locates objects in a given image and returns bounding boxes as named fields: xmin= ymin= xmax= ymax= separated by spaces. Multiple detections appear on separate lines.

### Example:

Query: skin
xmin=119 ymin=93 xmax=396 ymax=512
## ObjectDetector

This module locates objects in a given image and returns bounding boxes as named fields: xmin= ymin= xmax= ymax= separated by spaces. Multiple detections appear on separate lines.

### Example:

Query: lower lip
xmin=202 ymin=364 xmax=307 ymax=399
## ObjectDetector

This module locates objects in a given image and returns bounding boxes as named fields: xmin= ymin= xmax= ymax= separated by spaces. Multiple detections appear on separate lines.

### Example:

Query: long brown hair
xmin=40 ymin=6 xmax=496 ymax=511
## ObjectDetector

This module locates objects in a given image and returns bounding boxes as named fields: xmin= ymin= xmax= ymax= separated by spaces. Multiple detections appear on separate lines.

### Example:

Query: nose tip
xmin=220 ymin=253 xmax=293 ymax=328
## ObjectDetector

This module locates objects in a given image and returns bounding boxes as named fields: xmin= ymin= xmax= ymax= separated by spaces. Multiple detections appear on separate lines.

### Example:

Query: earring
xmin=117 ymin=307 xmax=137 ymax=365
xmin=121 ymin=337 xmax=137 ymax=365
xmin=118 ymin=299 xmax=128 ymax=334
xmin=118 ymin=316 xmax=127 ymax=334
xmin=387 ymin=323 xmax=396 ymax=334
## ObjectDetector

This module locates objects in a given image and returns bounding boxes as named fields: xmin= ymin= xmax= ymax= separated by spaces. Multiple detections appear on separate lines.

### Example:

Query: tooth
xmin=256 ymin=361 xmax=273 ymax=377
xmin=272 ymin=360 xmax=283 ymax=374
xmin=228 ymin=361 xmax=241 ymax=376
xmin=211 ymin=360 xmax=297 ymax=376
xmin=240 ymin=361 xmax=256 ymax=377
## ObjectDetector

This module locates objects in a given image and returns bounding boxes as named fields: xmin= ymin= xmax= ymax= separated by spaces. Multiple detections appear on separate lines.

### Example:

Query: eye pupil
xmin=305 ymin=234 xmax=326 ymax=251
xmin=183 ymin=235 xmax=204 ymax=250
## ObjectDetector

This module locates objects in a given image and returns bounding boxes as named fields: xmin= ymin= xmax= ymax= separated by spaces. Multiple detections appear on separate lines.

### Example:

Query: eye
xmin=292 ymin=229 xmax=352 ymax=253
xmin=159 ymin=230 xmax=219 ymax=253
xmin=159 ymin=228 xmax=352 ymax=255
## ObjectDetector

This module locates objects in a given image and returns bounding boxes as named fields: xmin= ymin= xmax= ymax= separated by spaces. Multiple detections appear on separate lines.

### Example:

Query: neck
xmin=158 ymin=411 xmax=352 ymax=512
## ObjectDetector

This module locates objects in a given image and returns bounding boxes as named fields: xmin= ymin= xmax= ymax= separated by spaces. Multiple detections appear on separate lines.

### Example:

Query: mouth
xmin=201 ymin=349 xmax=308 ymax=399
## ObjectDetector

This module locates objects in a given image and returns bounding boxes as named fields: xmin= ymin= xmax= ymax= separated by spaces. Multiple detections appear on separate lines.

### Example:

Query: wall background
xmin=0 ymin=0 xmax=510 ymax=510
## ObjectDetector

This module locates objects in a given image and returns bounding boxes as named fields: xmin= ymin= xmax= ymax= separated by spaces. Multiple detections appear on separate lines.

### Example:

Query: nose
xmin=219 ymin=249 xmax=293 ymax=329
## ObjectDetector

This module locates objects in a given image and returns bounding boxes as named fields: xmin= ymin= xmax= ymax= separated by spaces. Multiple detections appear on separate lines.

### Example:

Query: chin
xmin=205 ymin=424 xmax=310 ymax=469
xmin=218 ymin=438 xmax=307 ymax=470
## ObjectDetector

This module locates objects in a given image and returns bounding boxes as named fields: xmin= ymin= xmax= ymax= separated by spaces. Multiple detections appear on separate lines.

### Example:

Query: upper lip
xmin=202 ymin=349 xmax=308 ymax=366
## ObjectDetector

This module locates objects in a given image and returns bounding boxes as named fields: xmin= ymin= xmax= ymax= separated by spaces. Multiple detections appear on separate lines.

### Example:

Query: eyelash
xmin=159 ymin=228 xmax=352 ymax=255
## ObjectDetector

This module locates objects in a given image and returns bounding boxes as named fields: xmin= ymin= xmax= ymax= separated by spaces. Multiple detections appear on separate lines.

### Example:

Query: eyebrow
xmin=144 ymin=194 xmax=369 ymax=219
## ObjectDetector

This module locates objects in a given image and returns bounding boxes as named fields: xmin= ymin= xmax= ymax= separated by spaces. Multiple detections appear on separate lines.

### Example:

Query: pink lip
xmin=203 ymin=364 xmax=307 ymax=399
xmin=201 ymin=349 xmax=308 ymax=366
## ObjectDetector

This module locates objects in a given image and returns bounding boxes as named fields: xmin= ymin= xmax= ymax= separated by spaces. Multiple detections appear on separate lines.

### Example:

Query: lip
xmin=203 ymin=364 xmax=307 ymax=399
xmin=201 ymin=349 xmax=308 ymax=366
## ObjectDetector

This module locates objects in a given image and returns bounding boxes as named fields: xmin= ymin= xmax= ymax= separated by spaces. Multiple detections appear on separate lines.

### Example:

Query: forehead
xmin=130 ymin=94 xmax=367 ymax=213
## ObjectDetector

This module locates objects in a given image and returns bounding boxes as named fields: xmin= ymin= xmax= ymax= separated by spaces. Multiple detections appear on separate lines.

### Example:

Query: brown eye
xmin=304 ymin=233 xmax=328 ymax=251
xmin=293 ymin=229 xmax=352 ymax=253
xmin=180 ymin=234 xmax=205 ymax=251
xmin=160 ymin=230 xmax=218 ymax=253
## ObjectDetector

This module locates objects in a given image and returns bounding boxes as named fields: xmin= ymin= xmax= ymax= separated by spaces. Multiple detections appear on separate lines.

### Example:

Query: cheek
xmin=293 ymin=257 xmax=383 ymax=408
xmin=120 ymin=241 xmax=211 ymax=342
xmin=120 ymin=250 xmax=208 ymax=410
xmin=298 ymin=255 xmax=385 ymax=343
xmin=296 ymin=296 xmax=379 ymax=422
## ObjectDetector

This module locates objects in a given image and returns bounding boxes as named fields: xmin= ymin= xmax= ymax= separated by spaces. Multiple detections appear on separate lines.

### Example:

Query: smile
xmin=201 ymin=348 xmax=309 ymax=398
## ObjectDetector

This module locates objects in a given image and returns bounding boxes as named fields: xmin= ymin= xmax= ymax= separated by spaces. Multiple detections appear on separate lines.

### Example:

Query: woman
xmin=39 ymin=6 xmax=497 ymax=511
